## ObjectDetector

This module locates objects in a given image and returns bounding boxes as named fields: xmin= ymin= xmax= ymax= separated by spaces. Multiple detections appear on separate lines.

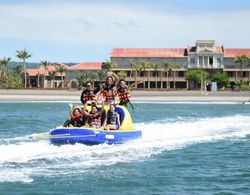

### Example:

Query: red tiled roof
xmin=26 ymin=63 xmax=68 ymax=76
xmin=26 ymin=69 xmax=40 ymax=76
xmin=111 ymin=48 xmax=186 ymax=58
xmin=215 ymin=47 xmax=224 ymax=53
xmin=57 ymin=63 xmax=69 ymax=69
xmin=45 ymin=63 xmax=68 ymax=71
xmin=188 ymin=46 xmax=223 ymax=53
xmin=68 ymin=62 xmax=102 ymax=70
xmin=224 ymin=48 xmax=250 ymax=57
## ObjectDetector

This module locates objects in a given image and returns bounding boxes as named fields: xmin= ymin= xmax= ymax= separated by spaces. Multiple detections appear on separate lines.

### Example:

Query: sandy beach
xmin=0 ymin=89 xmax=250 ymax=102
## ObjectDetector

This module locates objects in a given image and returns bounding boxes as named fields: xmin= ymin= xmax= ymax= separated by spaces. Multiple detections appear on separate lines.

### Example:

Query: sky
xmin=0 ymin=0 xmax=250 ymax=63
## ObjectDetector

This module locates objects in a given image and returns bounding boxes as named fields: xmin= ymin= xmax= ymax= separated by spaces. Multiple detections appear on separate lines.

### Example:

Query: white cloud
xmin=0 ymin=1 xmax=250 ymax=48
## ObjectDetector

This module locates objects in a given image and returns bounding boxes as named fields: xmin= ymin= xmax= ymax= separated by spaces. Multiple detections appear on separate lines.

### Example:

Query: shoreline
xmin=0 ymin=89 xmax=250 ymax=102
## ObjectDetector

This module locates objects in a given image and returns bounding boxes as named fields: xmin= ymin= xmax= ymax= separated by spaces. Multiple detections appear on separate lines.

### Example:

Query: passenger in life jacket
xmin=103 ymin=104 xmax=120 ymax=130
xmin=80 ymin=81 xmax=100 ymax=105
xmin=63 ymin=105 xmax=85 ymax=127
xmin=101 ymin=72 xmax=119 ymax=104
xmin=83 ymin=101 xmax=105 ymax=129
xmin=117 ymin=79 xmax=131 ymax=107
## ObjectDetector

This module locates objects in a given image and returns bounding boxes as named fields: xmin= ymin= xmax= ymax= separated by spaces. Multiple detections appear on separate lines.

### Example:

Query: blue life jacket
xmin=107 ymin=110 xmax=119 ymax=125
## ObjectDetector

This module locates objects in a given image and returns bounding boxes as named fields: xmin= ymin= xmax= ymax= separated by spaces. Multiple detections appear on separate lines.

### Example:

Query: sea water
xmin=0 ymin=102 xmax=249 ymax=194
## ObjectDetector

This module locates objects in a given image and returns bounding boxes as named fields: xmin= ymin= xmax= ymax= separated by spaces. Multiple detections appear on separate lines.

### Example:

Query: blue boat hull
xmin=49 ymin=127 xmax=142 ymax=145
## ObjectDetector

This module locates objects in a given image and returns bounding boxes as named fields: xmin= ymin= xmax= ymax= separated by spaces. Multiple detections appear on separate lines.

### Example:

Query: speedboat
xmin=49 ymin=105 xmax=141 ymax=145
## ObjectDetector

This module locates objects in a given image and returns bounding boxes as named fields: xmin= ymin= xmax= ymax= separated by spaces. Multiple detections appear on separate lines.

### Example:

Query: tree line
xmin=0 ymin=49 xmax=68 ymax=89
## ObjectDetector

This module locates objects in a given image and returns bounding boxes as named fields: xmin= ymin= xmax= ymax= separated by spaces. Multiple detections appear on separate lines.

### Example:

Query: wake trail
xmin=0 ymin=114 xmax=249 ymax=183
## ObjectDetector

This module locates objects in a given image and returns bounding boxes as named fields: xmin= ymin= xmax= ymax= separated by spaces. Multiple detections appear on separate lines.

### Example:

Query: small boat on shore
xmin=49 ymin=105 xmax=141 ymax=145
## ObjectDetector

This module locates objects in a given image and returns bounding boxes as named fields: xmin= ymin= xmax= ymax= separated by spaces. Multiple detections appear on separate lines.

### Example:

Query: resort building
xmin=26 ymin=63 xmax=68 ymax=88
xmin=26 ymin=62 xmax=104 ymax=89
xmin=24 ymin=40 xmax=250 ymax=90
xmin=66 ymin=62 xmax=103 ymax=89
xmin=110 ymin=40 xmax=250 ymax=89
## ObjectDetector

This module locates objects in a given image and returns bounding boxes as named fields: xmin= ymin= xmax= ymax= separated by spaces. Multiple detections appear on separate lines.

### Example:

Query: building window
xmin=153 ymin=71 xmax=159 ymax=77
xmin=178 ymin=71 xmax=184 ymax=77
xmin=164 ymin=72 xmax=172 ymax=77
xmin=204 ymin=56 xmax=208 ymax=65
xmin=209 ymin=57 xmax=213 ymax=65
xmin=199 ymin=56 xmax=203 ymax=66
xmin=190 ymin=58 xmax=195 ymax=64
xmin=217 ymin=58 xmax=221 ymax=64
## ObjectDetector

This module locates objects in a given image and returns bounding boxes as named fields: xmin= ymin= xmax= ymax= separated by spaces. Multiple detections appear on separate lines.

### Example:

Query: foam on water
xmin=0 ymin=114 xmax=249 ymax=183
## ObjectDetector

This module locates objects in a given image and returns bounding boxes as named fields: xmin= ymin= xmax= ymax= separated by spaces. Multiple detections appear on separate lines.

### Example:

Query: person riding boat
xmin=104 ymin=104 xmax=120 ymax=131
xmin=117 ymin=79 xmax=131 ymax=107
xmin=83 ymin=101 xmax=105 ymax=129
xmin=63 ymin=105 xmax=85 ymax=127
xmin=80 ymin=81 xmax=100 ymax=105
xmin=101 ymin=72 xmax=119 ymax=104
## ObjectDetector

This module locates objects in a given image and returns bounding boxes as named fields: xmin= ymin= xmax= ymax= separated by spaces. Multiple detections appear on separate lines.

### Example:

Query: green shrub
xmin=211 ymin=73 xmax=230 ymax=89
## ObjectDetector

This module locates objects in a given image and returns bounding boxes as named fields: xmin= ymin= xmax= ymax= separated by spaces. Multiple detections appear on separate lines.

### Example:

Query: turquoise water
xmin=0 ymin=102 xmax=250 ymax=194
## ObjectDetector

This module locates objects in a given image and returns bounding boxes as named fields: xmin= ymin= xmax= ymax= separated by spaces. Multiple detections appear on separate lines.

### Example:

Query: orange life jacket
xmin=81 ymin=89 xmax=96 ymax=104
xmin=118 ymin=86 xmax=131 ymax=102
xmin=103 ymin=85 xmax=116 ymax=102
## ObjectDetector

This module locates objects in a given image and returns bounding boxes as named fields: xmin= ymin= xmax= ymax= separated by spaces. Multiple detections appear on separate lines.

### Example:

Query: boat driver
xmin=80 ymin=81 xmax=100 ymax=105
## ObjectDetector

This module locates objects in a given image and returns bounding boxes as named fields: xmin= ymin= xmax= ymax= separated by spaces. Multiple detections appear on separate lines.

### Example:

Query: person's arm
xmin=112 ymin=72 xmax=119 ymax=86
xmin=69 ymin=104 xmax=73 ymax=117
xmin=96 ymin=84 xmax=104 ymax=101
xmin=80 ymin=90 xmax=85 ymax=104
xmin=82 ymin=103 xmax=89 ymax=116
xmin=102 ymin=116 xmax=107 ymax=128
xmin=81 ymin=105 xmax=87 ymax=117
xmin=126 ymin=89 xmax=131 ymax=99
xmin=117 ymin=114 xmax=120 ymax=129
xmin=99 ymin=100 xmax=105 ymax=115
xmin=94 ymin=82 xmax=100 ymax=94
xmin=114 ymin=88 xmax=119 ymax=101
xmin=113 ymin=87 xmax=118 ymax=103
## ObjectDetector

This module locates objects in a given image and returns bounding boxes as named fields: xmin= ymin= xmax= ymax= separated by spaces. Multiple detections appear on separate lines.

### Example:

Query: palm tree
xmin=15 ymin=64 xmax=23 ymax=75
xmin=129 ymin=60 xmax=138 ymax=84
xmin=234 ymin=55 xmax=249 ymax=79
xmin=56 ymin=65 xmax=67 ymax=88
xmin=152 ymin=64 xmax=159 ymax=88
xmin=97 ymin=70 xmax=107 ymax=83
xmin=104 ymin=60 xmax=117 ymax=71
xmin=40 ymin=60 xmax=50 ymax=88
xmin=134 ymin=62 xmax=143 ymax=88
xmin=117 ymin=71 xmax=126 ymax=79
xmin=0 ymin=57 xmax=11 ymax=76
xmin=48 ymin=70 xmax=58 ymax=88
xmin=77 ymin=72 xmax=95 ymax=88
xmin=16 ymin=49 xmax=32 ymax=88
xmin=139 ymin=60 xmax=150 ymax=88
xmin=163 ymin=60 xmax=178 ymax=89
